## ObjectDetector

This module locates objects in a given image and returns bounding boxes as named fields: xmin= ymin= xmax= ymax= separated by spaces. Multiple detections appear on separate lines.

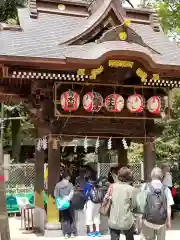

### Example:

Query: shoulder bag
xmin=99 ymin=184 xmax=113 ymax=216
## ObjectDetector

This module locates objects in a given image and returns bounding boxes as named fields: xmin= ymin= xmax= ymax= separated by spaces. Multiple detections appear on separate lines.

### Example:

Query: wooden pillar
xmin=34 ymin=147 xmax=45 ymax=209
xmin=47 ymin=137 xmax=60 ymax=223
xmin=143 ymin=141 xmax=156 ymax=181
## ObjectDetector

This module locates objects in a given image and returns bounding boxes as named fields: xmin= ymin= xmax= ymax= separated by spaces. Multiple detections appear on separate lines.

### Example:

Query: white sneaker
xmin=71 ymin=234 xmax=76 ymax=238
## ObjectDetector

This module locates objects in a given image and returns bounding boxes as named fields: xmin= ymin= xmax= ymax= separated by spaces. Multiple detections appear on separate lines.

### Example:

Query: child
xmin=83 ymin=179 xmax=103 ymax=237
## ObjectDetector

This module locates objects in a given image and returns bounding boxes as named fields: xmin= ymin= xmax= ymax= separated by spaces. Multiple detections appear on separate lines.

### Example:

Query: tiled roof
xmin=0 ymin=7 xmax=180 ymax=68
xmin=130 ymin=23 xmax=180 ymax=66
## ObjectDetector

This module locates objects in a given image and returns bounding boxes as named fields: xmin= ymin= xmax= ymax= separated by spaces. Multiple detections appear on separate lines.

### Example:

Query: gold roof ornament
xmin=89 ymin=65 xmax=104 ymax=80
xmin=58 ymin=4 xmax=66 ymax=11
xmin=108 ymin=60 xmax=134 ymax=68
xmin=152 ymin=73 xmax=160 ymax=81
xmin=136 ymin=68 xmax=147 ymax=83
xmin=123 ymin=19 xmax=131 ymax=27
xmin=119 ymin=32 xmax=127 ymax=41
xmin=77 ymin=69 xmax=85 ymax=76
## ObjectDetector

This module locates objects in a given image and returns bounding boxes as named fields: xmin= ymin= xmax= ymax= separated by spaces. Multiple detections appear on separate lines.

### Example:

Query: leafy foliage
xmin=128 ymin=143 xmax=143 ymax=163
xmin=0 ymin=0 xmax=26 ymax=23
xmin=3 ymin=104 xmax=35 ymax=162
xmin=139 ymin=0 xmax=180 ymax=41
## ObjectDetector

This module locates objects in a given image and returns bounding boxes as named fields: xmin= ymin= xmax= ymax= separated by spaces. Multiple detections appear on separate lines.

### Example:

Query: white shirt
xmin=163 ymin=172 xmax=173 ymax=187
xmin=142 ymin=180 xmax=174 ymax=229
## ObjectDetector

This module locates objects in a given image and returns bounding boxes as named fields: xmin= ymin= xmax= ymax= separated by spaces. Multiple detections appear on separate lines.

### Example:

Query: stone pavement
xmin=9 ymin=217 xmax=180 ymax=240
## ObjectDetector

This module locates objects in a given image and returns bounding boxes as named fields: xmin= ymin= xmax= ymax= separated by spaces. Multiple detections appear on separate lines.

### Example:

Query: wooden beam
xmin=54 ymin=81 xmax=166 ymax=90
xmin=47 ymin=138 xmax=60 ymax=223
xmin=143 ymin=140 xmax=156 ymax=180
xmin=0 ymin=53 xmax=180 ymax=77
xmin=34 ymin=148 xmax=45 ymax=209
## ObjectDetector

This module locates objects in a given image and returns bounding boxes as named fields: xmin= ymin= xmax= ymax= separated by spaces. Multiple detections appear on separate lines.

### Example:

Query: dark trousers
xmin=110 ymin=226 xmax=134 ymax=240
xmin=60 ymin=205 xmax=77 ymax=236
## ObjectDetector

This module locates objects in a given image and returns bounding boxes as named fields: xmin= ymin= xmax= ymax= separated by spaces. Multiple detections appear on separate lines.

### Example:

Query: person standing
xmin=75 ymin=168 xmax=87 ymax=190
xmin=83 ymin=179 xmax=103 ymax=237
xmin=141 ymin=167 xmax=174 ymax=240
xmin=162 ymin=164 xmax=173 ymax=189
xmin=108 ymin=167 xmax=136 ymax=240
xmin=162 ymin=164 xmax=174 ymax=219
xmin=108 ymin=167 xmax=119 ymax=184
xmin=54 ymin=170 xmax=77 ymax=238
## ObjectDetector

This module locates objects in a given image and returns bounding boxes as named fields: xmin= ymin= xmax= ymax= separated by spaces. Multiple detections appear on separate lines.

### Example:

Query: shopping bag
xmin=99 ymin=197 xmax=112 ymax=216
xmin=99 ymin=184 xmax=113 ymax=216
xmin=56 ymin=197 xmax=70 ymax=211
xmin=134 ymin=189 xmax=147 ymax=214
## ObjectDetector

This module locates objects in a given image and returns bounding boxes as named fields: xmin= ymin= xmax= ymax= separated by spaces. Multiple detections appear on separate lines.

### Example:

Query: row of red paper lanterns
xmin=60 ymin=90 xmax=161 ymax=114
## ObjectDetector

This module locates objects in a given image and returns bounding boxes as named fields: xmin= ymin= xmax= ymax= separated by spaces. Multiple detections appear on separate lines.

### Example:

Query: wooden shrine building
xmin=1 ymin=0 xmax=180 ymax=234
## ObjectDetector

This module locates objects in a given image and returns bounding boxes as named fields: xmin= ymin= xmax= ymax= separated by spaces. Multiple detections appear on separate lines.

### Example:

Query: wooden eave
xmin=1 ymin=52 xmax=180 ymax=79
xmin=124 ymin=7 xmax=155 ymax=14
xmin=38 ymin=0 xmax=90 ymax=7
xmin=63 ymin=0 xmax=125 ymax=45
xmin=37 ymin=0 xmax=89 ymax=17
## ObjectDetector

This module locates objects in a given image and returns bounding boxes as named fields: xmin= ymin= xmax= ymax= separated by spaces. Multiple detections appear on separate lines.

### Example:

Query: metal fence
xmin=5 ymin=164 xmax=35 ymax=194
xmin=98 ymin=162 xmax=143 ymax=182
xmin=5 ymin=162 xmax=143 ymax=194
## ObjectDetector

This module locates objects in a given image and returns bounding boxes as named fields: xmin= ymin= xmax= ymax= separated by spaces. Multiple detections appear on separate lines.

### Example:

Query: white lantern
xmin=105 ymin=94 xmax=124 ymax=112
xmin=147 ymin=96 xmax=161 ymax=114
xmin=61 ymin=90 xmax=80 ymax=111
xmin=127 ymin=94 xmax=144 ymax=113
xmin=83 ymin=92 xmax=103 ymax=112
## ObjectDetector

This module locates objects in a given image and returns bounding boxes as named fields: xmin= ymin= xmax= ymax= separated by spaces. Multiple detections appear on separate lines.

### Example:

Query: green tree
xmin=128 ymin=143 xmax=143 ymax=163
xmin=3 ymin=104 xmax=35 ymax=162
xmin=0 ymin=0 xmax=26 ymax=23
xmin=139 ymin=0 xmax=180 ymax=41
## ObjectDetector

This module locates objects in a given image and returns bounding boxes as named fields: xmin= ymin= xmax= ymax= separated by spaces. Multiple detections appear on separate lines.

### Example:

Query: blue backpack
xmin=88 ymin=185 xmax=104 ymax=204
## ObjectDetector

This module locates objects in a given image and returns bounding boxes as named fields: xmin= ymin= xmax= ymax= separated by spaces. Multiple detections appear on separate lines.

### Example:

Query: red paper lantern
xmin=127 ymin=94 xmax=144 ymax=113
xmin=83 ymin=92 xmax=103 ymax=112
xmin=61 ymin=90 xmax=80 ymax=111
xmin=147 ymin=96 xmax=161 ymax=114
xmin=105 ymin=94 xmax=124 ymax=112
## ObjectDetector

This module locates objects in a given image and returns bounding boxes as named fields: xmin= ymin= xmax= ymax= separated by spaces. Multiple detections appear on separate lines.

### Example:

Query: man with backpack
xmin=83 ymin=179 xmax=104 ymax=237
xmin=141 ymin=167 xmax=174 ymax=240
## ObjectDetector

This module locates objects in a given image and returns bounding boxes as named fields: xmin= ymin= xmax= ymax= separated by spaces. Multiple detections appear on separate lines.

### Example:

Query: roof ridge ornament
xmin=29 ymin=0 xmax=38 ymax=19
xmin=150 ymin=12 xmax=160 ymax=32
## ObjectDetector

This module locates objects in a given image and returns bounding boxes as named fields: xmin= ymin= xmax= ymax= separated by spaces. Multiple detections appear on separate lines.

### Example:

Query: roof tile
xmin=0 ymin=7 xmax=180 ymax=68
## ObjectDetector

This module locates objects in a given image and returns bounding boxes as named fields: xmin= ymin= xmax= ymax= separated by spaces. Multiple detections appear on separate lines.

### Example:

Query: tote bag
xmin=56 ymin=197 xmax=70 ymax=211
xmin=134 ymin=184 xmax=147 ymax=214
xmin=99 ymin=185 xmax=113 ymax=216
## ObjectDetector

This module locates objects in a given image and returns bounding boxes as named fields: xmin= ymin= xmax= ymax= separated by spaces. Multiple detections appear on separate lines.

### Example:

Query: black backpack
xmin=143 ymin=183 xmax=167 ymax=225
xmin=89 ymin=185 xmax=104 ymax=204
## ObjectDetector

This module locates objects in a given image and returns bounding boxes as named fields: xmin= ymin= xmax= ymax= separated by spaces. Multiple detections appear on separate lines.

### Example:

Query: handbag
xmin=99 ymin=185 xmax=113 ymax=216
xmin=56 ymin=197 xmax=70 ymax=211
xmin=133 ymin=183 xmax=148 ymax=214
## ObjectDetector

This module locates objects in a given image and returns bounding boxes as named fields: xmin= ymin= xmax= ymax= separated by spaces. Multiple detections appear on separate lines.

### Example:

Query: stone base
xmin=34 ymin=207 xmax=46 ymax=233
xmin=44 ymin=229 xmax=63 ymax=238
xmin=44 ymin=222 xmax=63 ymax=238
